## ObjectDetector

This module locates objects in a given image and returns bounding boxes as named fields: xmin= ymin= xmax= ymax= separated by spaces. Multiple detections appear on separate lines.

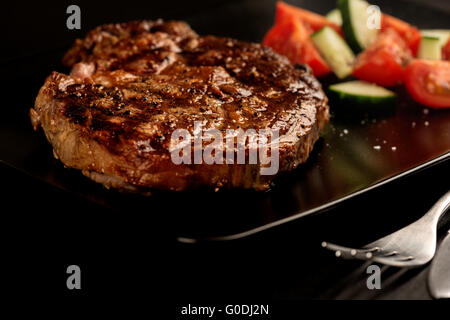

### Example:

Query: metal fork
xmin=322 ymin=190 xmax=450 ymax=267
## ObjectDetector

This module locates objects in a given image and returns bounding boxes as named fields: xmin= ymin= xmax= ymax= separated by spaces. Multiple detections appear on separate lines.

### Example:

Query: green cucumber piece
xmin=328 ymin=80 xmax=397 ymax=107
xmin=338 ymin=0 xmax=379 ymax=53
xmin=311 ymin=26 xmax=355 ymax=78
xmin=418 ymin=36 xmax=442 ymax=60
xmin=326 ymin=9 xmax=342 ymax=26
xmin=420 ymin=29 xmax=450 ymax=47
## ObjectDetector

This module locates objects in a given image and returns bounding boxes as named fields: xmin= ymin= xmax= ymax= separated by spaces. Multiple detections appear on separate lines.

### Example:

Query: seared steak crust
xmin=31 ymin=20 xmax=329 ymax=192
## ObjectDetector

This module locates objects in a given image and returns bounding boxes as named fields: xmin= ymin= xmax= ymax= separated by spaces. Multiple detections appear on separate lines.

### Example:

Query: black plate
xmin=0 ymin=0 xmax=449 ymax=241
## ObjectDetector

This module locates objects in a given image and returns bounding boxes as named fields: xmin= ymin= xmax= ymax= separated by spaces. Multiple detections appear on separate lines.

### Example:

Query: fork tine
xmin=322 ymin=242 xmax=380 ymax=260
xmin=373 ymin=254 xmax=415 ymax=266
xmin=379 ymin=251 xmax=399 ymax=257
xmin=395 ymin=256 xmax=415 ymax=261
xmin=322 ymin=191 xmax=450 ymax=267
xmin=323 ymin=242 xmax=420 ymax=266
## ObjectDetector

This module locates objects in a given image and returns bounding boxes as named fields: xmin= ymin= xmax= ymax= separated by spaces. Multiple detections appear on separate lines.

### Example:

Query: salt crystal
xmin=424 ymin=121 xmax=429 ymax=126
xmin=373 ymin=145 xmax=381 ymax=150
xmin=391 ymin=146 xmax=397 ymax=151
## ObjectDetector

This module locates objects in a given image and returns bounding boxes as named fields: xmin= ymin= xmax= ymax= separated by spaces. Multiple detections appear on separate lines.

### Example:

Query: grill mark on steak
xmin=31 ymin=20 xmax=329 ymax=192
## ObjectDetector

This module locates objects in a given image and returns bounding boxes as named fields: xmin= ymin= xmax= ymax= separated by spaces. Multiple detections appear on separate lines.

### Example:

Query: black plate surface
xmin=0 ymin=0 xmax=449 ymax=241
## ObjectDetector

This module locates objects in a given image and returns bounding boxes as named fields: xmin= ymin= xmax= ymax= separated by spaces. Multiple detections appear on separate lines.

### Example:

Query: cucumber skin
xmin=311 ymin=27 xmax=355 ymax=79
xmin=327 ymin=86 xmax=397 ymax=114
xmin=420 ymin=30 xmax=450 ymax=47
xmin=338 ymin=0 xmax=364 ymax=53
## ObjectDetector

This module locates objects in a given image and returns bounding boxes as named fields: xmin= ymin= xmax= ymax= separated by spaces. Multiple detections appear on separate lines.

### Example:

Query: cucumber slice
xmin=338 ymin=0 xmax=379 ymax=53
xmin=328 ymin=80 xmax=397 ymax=106
xmin=326 ymin=9 xmax=342 ymax=26
xmin=418 ymin=36 xmax=442 ymax=60
xmin=420 ymin=29 xmax=450 ymax=47
xmin=311 ymin=26 xmax=355 ymax=78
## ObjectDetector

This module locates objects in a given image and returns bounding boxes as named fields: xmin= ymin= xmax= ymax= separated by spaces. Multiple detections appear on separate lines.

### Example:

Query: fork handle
xmin=422 ymin=190 xmax=450 ymax=225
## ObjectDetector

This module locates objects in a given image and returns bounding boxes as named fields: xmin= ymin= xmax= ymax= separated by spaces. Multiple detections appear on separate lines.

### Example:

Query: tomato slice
xmin=381 ymin=14 xmax=421 ymax=56
xmin=275 ymin=1 xmax=342 ymax=35
xmin=262 ymin=15 xmax=331 ymax=77
xmin=443 ymin=39 xmax=450 ymax=61
xmin=352 ymin=29 xmax=412 ymax=87
xmin=404 ymin=60 xmax=450 ymax=108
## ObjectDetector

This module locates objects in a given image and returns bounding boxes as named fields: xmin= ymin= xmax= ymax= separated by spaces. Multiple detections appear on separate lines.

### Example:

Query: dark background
xmin=1 ymin=0 xmax=450 ymax=312
xmin=2 ymin=0 xmax=450 ymax=62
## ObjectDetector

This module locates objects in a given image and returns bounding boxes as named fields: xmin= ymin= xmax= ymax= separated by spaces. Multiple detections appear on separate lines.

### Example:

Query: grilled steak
xmin=30 ymin=20 xmax=329 ymax=192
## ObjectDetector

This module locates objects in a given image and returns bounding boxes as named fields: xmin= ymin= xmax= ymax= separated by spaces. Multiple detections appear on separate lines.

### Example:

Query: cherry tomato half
xmin=404 ymin=60 xmax=450 ymax=108
xmin=262 ymin=15 xmax=331 ymax=77
xmin=353 ymin=29 xmax=412 ymax=87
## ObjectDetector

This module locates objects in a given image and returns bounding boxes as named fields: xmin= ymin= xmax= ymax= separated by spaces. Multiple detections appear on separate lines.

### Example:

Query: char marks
xmin=31 ymin=20 xmax=329 ymax=191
